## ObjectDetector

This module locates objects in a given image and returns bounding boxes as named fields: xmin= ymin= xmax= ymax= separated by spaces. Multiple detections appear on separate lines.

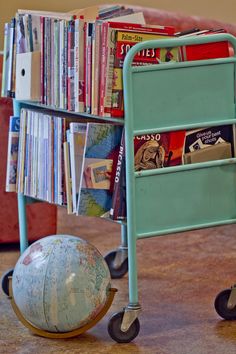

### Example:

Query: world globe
xmin=12 ymin=235 xmax=111 ymax=333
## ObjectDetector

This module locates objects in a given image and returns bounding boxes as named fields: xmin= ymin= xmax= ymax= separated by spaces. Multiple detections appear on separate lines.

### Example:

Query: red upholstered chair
xmin=0 ymin=55 xmax=57 ymax=244
xmin=130 ymin=5 xmax=236 ymax=35
xmin=103 ymin=5 xmax=236 ymax=35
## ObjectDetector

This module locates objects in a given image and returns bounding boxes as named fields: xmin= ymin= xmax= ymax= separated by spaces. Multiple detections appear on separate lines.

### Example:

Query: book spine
xmin=53 ymin=19 xmax=59 ymax=108
xmin=24 ymin=111 xmax=30 ymax=195
xmin=23 ymin=14 xmax=30 ymax=52
xmin=17 ymin=109 xmax=27 ymax=193
xmin=99 ymin=22 xmax=108 ymax=116
xmin=46 ymin=17 xmax=51 ymax=106
xmin=53 ymin=116 xmax=58 ymax=204
xmin=67 ymin=20 xmax=75 ymax=111
xmin=59 ymin=20 xmax=64 ymax=109
xmin=7 ymin=18 xmax=16 ymax=97
xmin=1 ymin=23 xmax=9 ymax=97
xmin=64 ymin=22 xmax=68 ymax=110
xmin=85 ymin=22 xmax=93 ymax=114
xmin=110 ymin=128 xmax=126 ymax=220
xmin=57 ymin=117 xmax=62 ymax=205
xmin=74 ymin=19 xmax=79 ymax=112
xmin=40 ymin=16 xmax=45 ymax=104
xmin=28 ymin=14 xmax=33 ymax=51
xmin=50 ymin=19 xmax=55 ymax=107
xmin=43 ymin=17 xmax=47 ymax=105
xmin=103 ymin=28 xmax=117 ymax=117
xmin=78 ymin=20 xmax=85 ymax=112
xmin=16 ymin=14 xmax=26 ymax=54
xmin=6 ymin=116 xmax=20 ymax=193
xmin=31 ymin=14 xmax=41 ymax=52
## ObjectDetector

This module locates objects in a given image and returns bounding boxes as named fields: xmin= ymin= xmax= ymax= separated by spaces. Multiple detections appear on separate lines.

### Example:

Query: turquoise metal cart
xmin=3 ymin=33 xmax=236 ymax=342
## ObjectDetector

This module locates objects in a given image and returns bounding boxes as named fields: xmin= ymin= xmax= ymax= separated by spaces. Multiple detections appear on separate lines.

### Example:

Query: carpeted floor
xmin=1 ymin=207 xmax=236 ymax=354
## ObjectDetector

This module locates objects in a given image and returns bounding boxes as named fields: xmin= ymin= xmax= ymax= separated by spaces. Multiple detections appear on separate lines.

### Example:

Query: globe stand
xmin=8 ymin=277 xmax=117 ymax=339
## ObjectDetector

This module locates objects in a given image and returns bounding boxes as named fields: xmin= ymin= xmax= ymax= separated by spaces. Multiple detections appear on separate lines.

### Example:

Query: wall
xmin=0 ymin=0 xmax=236 ymax=49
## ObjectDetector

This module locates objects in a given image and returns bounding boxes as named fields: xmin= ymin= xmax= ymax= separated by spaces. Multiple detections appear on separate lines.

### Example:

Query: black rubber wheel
xmin=1 ymin=268 xmax=14 ymax=296
xmin=104 ymin=251 xmax=128 ymax=279
xmin=108 ymin=311 xmax=140 ymax=343
xmin=214 ymin=288 xmax=236 ymax=320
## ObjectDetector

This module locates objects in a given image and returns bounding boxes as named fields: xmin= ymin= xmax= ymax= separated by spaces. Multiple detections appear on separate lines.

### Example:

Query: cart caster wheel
xmin=1 ymin=268 xmax=14 ymax=296
xmin=215 ymin=289 xmax=236 ymax=320
xmin=108 ymin=311 xmax=140 ymax=343
xmin=104 ymin=251 xmax=128 ymax=279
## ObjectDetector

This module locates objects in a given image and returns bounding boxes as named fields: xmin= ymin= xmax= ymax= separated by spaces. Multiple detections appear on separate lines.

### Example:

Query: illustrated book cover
xmin=77 ymin=123 xmax=123 ymax=217
xmin=134 ymin=131 xmax=186 ymax=171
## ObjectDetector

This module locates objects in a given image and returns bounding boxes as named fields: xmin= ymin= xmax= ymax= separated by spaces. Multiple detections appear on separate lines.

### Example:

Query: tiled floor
xmin=1 ymin=207 xmax=236 ymax=353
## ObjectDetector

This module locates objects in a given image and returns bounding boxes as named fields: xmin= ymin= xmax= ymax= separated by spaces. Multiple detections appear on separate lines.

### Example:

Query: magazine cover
xmin=183 ymin=125 xmax=235 ymax=164
xmin=77 ymin=123 xmax=123 ymax=217
xmin=6 ymin=116 xmax=20 ymax=192
xmin=134 ymin=131 xmax=186 ymax=171
xmin=110 ymin=30 xmax=179 ymax=118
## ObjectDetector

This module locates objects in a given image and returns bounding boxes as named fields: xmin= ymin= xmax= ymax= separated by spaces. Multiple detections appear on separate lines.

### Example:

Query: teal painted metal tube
xmin=121 ymin=223 xmax=128 ymax=247
xmin=123 ymin=34 xmax=236 ymax=63
xmin=137 ymin=218 xmax=236 ymax=239
xmin=133 ymin=118 xmax=236 ymax=136
xmin=13 ymin=99 xmax=21 ymax=116
xmin=123 ymin=40 xmax=139 ymax=307
xmin=135 ymin=158 xmax=236 ymax=177
xmin=17 ymin=193 xmax=29 ymax=254
xmin=13 ymin=100 xmax=29 ymax=254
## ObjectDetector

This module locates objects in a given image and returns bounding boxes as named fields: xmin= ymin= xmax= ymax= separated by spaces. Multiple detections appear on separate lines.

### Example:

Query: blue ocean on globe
xmin=12 ymin=235 xmax=111 ymax=332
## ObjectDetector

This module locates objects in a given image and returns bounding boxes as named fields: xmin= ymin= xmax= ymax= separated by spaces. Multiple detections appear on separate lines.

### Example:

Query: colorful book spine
xmin=67 ymin=20 xmax=75 ymax=111
xmin=110 ymin=128 xmax=126 ymax=220
xmin=6 ymin=116 xmax=20 ymax=192
xmin=85 ymin=22 xmax=94 ymax=114
xmin=40 ymin=16 xmax=45 ymax=103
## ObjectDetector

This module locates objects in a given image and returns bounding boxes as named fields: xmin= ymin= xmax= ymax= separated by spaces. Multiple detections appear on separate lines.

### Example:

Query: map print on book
xmin=77 ymin=123 xmax=123 ymax=217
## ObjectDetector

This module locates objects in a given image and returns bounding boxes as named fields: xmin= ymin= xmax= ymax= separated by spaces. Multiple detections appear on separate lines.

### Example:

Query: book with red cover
xmin=178 ymin=29 xmax=230 ymax=61
xmin=134 ymin=131 xmax=186 ymax=171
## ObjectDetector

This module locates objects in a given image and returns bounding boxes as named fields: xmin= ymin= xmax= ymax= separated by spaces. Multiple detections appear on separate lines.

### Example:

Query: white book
xmin=74 ymin=18 xmax=85 ymax=112
xmin=69 ymin=122 xmax=87 ymax=213
xmin=63 ymin=141 xmax=73 ymax=214
xmin=16 ymin=108 xmax=26 ymax=193
xmin=59 ymin=20 xmax=65 ymax=109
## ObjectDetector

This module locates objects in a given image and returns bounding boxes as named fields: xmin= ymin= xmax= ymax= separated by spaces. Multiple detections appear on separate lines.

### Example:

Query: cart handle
xmin=123 ymin=33 xmax=236 ymax=69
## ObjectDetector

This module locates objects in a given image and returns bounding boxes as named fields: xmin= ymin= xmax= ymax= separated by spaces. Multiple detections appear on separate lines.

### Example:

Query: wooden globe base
xmin=9 ymin=277 xmax=117 ymax=339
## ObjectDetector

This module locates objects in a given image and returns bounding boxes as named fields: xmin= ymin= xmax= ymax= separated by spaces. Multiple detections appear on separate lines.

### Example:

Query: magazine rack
xmin=7 ymin=33 xmax=236 ymax=342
